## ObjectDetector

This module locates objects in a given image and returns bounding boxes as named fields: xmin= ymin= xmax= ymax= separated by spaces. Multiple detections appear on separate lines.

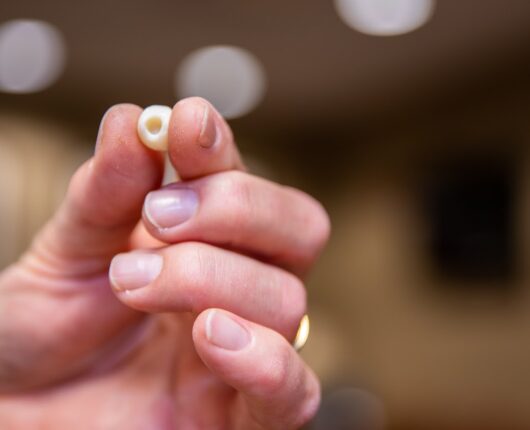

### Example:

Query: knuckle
xmin=226 ymin=171 xmax=254 ymax=209
xmin=284 ymin=275 xmax=307 ymax=333
xmin=307 ymin=199 xmax=331 ymax=252
xmin=166 ymin=243 xmax=213 ymax=311
xmin=283 ymin=187 xmax=331 ymax=253
xmin=294 ymin=372 xmax=322 ymax=428
xmin=255 ymin=345 xmax=291 ymax=397
xmin=217 ymin=172 xmax=255 ymax=231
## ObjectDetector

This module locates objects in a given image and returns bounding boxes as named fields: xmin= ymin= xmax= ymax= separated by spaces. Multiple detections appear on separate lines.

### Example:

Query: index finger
xmin=168 ymin=97 xmax=245 ymax=180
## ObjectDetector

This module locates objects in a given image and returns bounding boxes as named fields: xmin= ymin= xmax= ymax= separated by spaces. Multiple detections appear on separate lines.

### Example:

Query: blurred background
xmin=1 ymin=0 xmax=530 ymax=428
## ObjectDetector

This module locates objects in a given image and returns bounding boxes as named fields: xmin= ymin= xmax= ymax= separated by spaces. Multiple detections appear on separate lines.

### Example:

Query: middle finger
xmin=141 ymin=170 xmax=330 ymax=276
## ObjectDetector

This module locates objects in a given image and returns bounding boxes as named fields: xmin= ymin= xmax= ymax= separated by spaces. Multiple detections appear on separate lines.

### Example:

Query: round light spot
xmin=0 ymin=19 xmax=66 ymax=93
xmin=313 ymin=387 xmax=386 ymax=430
xmin=176 ymin=45 xmax=266 ymax=119
xmin=334 ymin=0 xmax=435 ymax=36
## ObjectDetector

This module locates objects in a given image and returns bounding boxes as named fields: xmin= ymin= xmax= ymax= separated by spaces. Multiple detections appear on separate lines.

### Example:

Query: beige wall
xmin=304 ymin=93 xmax=530 ymax=428
xmin=0 ymin=114 xmax=91 ymax=267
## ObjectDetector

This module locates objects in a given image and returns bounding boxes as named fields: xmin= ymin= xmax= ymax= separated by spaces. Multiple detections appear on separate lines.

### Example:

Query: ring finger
xmin=109 ymin=242 xmax=306 ymax=340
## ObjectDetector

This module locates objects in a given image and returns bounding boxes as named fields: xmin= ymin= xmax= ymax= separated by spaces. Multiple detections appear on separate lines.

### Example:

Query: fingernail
xmin=205 ymin=310 xmax=251 ymax=351
xmin=198 ymin=102 xmax=217 ymax=148
xmin=144 ymin=188 xmax=198 ymax=229
xmin=109 ymin=253 xmax=163 ymax=291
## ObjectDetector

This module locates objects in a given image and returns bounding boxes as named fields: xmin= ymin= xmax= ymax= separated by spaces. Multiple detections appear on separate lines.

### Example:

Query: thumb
xmin=0 ymin=104 xmax=164 ymax=391
xmin=32 ymin=103 xmax=164 ymax=273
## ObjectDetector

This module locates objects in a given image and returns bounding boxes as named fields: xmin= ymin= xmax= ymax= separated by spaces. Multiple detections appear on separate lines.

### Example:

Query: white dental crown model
xmin=137 ymin=105 xmax=172 ymax=151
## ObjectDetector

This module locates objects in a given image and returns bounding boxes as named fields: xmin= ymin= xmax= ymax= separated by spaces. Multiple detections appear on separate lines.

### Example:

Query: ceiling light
xmin=176 ymin=45 xmax=266 ymax=120
xmin=0 ymin=19 xmax=66 ymax=93
xmin=334 ymin=0 xmax=435 ymax=36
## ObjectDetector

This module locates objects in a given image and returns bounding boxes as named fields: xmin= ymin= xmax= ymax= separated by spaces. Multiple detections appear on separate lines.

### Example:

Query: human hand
xmin=0 ymin=98 xmax=330 ymax=429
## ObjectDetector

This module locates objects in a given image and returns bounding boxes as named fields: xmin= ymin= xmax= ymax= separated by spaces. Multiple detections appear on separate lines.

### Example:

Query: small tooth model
xmin=137 ymin=105 xmax=172 ymax=151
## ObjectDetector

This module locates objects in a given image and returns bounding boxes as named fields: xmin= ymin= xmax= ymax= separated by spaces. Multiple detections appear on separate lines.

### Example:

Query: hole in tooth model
xmin=146 ymin=116 xmax=162 ymax=134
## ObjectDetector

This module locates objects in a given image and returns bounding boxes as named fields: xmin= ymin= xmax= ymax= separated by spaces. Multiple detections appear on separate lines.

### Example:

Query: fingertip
xmin=95 ymin=103 xmax=142 ymax=153
xmin=192 ymin=309 xmax=321 ymax=428
xmin=192 ymin=308 xmax=210 ymax=339
xmin=82 ymin=103 xmax=165 ymax=225
xmin=171 ymin=97 xmax=214 ymax=148
xmin=192 ymin=308 xmax=232 ymax=351
xmin=168 ymin=97 xmax=243 ymax=179
xmin=192 ymin=308 xmax=209 ymax=351
xmin=71 ymin=105 xmax=161 ymax=204
xmin=192 ymin=309 xmax=255 ymax=385
xmin=96 ymin=103 xmax=164 ymax=165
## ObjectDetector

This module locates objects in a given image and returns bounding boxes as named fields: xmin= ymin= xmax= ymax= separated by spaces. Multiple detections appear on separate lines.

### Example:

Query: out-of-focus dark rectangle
xmin=423 ymin=155 xmax=516 ymax=284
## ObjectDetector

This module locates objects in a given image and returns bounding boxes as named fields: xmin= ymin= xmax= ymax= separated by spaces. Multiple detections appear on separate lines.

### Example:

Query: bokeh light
xmin=334 ymin=0 xmax=435 ymax=36
xmin=311 ymin=387 xmax=386 ymax=430
xmin=176 ymin=45 xmax=266 ymax=119
xmin=0 ymin=19 xmax=66 ymax=93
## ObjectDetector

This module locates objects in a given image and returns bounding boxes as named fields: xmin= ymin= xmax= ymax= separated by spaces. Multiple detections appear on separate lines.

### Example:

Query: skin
xmin=0 ymin=98 xmax=330 ymax=429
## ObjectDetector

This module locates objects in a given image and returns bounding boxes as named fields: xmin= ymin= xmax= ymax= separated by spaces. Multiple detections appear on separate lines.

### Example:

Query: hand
xmin=0 ymin=98 xmax=330 ymax=429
